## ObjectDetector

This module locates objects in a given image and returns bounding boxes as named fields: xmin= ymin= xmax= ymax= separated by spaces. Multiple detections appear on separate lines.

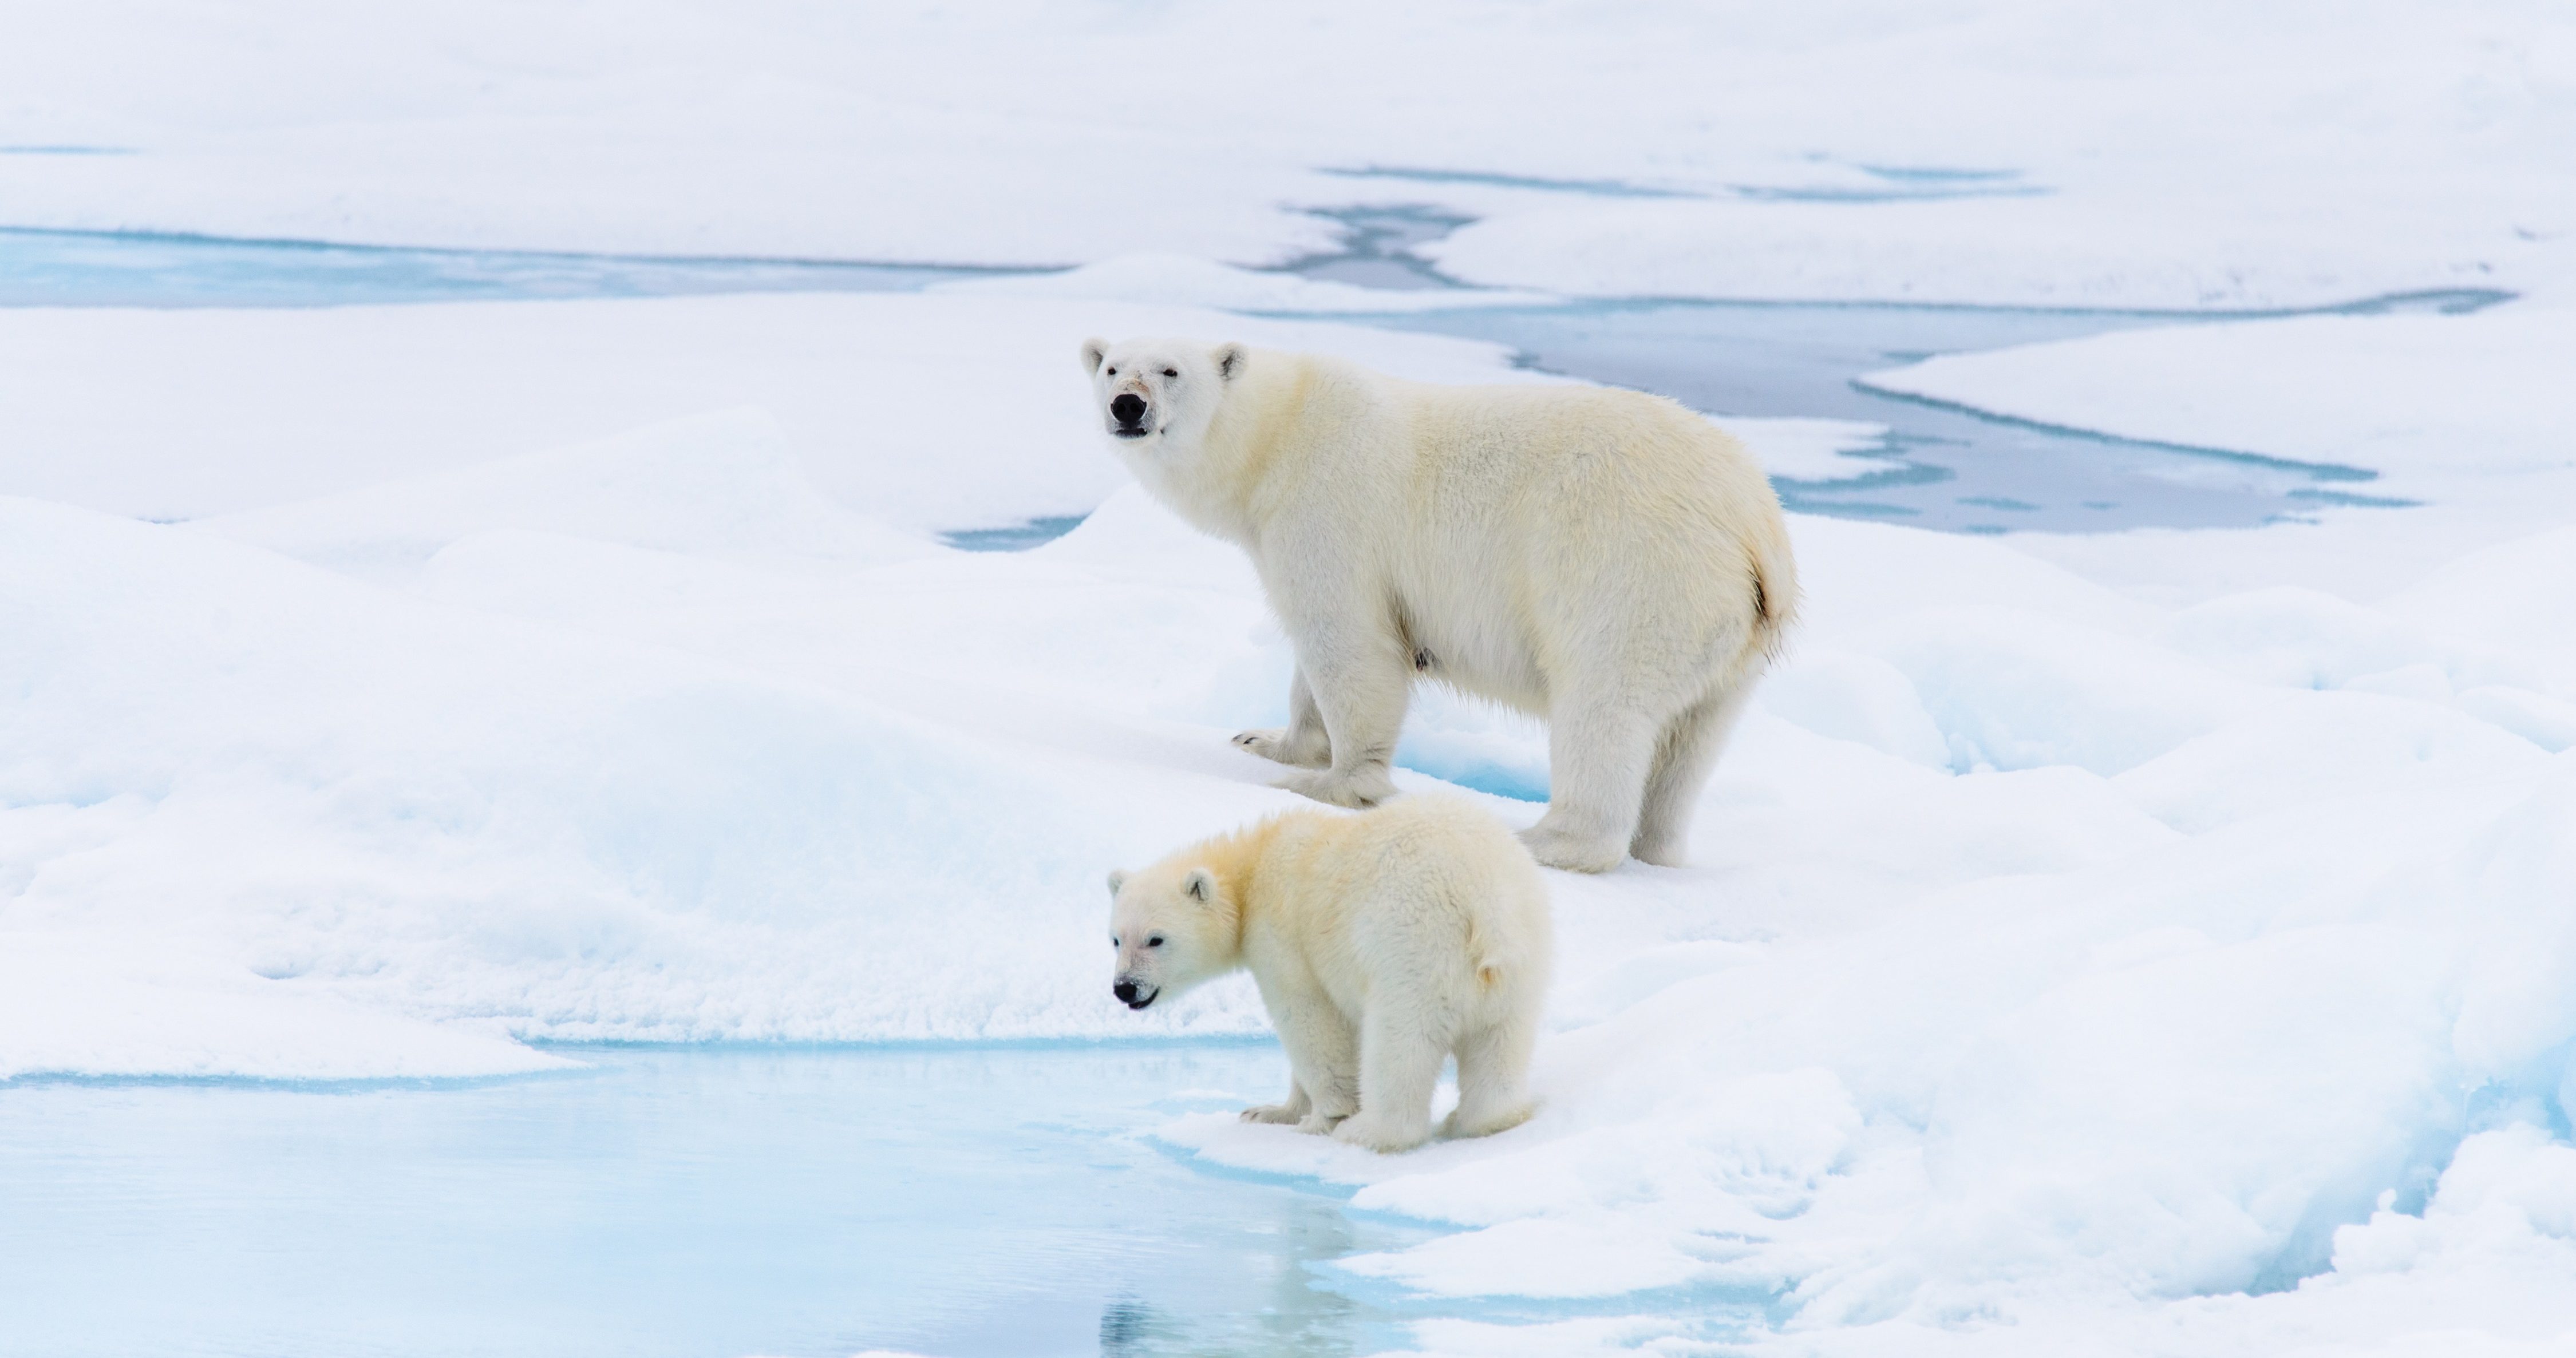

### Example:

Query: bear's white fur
xmin=1081 ymin=336 xmax=1797 ymax=872
xmin=1107 ymin=797 xmax=1552 ymax=1153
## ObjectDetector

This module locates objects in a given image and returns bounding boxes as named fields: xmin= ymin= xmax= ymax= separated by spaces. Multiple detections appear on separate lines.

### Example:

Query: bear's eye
xmin=1147 ymin=935 xmax=1165 ymax=948
xmin=1161 ymin=368 xmax=1178 ymax=378
xmin=1111 ymin=935 xmax=1120 ymax=948
xmin=1105 ymin=366 xmax=1116 ymax=376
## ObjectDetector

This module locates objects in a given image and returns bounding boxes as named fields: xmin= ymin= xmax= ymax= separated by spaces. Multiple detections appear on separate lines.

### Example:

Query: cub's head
xmin=1104 ymin=860 xmax=1236 ymax=1011
xmin=1078 ymin=336 xmax=1246 ymax=451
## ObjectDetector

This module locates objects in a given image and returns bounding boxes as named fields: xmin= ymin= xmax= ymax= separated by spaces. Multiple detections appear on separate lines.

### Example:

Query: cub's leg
xmin=1444 ymin=1005 xmax=1540 ymax=1139
xmin=1521 ymin=689 xmax=1660 ymax=873
xmin=1269 ymin=992 xmax=1359 ymax=1134
xmin=1240 ymin=1080 xmax=1310 ymax=1125
xmin=1271 ymin=604 xmax=1409 ymax=810
xmin=1332 ymin=1008 xmax=1447 ymax=1153
xmin=1232 ymin=667 xmax=1332 ymax=769
xmin=1629 ymin=684 xmax=1755 ymax=868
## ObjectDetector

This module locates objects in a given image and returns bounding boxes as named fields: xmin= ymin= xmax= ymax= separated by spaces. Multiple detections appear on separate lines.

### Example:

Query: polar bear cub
xmin=1107 ymin=797 xmax=1552 ymax=1153
xmin=1081 ymin=336 xmax=1797 ymax=873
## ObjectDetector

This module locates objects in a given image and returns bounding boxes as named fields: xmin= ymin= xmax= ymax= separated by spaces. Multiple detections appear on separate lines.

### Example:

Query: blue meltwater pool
xmin=0 ymin=1043 xmax=1440 ymax=1358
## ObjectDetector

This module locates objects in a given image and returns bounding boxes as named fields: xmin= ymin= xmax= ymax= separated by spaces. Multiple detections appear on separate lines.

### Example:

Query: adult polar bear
xmin=1082 ymin=338 xmax=1796 ymax=873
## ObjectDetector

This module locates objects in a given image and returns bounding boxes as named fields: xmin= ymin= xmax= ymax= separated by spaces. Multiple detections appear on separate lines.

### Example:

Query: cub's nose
xmin=1113 ymin=980 xmax=1140 ymax=1004
xmin=1110 ymin=393 xmax=1147 ymax=427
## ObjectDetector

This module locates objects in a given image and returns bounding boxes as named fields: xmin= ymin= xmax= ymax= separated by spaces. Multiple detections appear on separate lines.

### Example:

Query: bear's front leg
xmin=1270 ymin=600 xmax=1409 ymax=809
xmin=1266 ymin=991 xmax=1359 ymax=1135
xmin=1232 ymin=667 xmax=1332 ymax=769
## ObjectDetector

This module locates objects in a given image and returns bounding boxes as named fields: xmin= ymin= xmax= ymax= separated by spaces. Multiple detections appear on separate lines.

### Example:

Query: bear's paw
xmin=1231 ymin=728 xmax=1329 ymax=769
xmin=1276 ymin=766 xmax=1397 ymax=809
xmin=1519 ymin=823 xmax=1626 ymax=874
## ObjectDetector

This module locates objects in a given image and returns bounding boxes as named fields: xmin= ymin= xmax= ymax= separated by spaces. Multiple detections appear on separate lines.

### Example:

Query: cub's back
xmin=1298 ymin=799 xmax=1551 ymax=988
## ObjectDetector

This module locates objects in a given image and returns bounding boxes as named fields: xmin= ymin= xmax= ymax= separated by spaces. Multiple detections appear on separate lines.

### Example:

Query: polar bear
xmin=1081 ymin=336 xmax=1796 ymax=873
xmin=1107 ymin=797 xmax=1552 ymax=1153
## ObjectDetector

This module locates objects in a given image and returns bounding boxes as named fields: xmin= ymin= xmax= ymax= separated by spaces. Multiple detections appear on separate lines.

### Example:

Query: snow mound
xmin=199 ymin=409 xmax=929 ymax=581
xmin=0 ymin=493 xmax=1271 ymax=1076
xmin=0 ymin=933 xmax=574 ymax=1082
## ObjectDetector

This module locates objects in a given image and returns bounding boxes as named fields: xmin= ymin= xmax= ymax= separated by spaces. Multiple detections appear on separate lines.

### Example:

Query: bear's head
xmin=1078 ymin=336 xmax=1245 ymax=453
xmin=1103 ymin=860 xmax=1237 ymax=1011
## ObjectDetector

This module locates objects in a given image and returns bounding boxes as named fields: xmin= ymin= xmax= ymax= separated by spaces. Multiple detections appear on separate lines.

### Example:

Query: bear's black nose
xmin=1111 ymin=394 xmax=1147 ymax=427
xmin=1113 ymin=980 xmax=1139 ymax=1004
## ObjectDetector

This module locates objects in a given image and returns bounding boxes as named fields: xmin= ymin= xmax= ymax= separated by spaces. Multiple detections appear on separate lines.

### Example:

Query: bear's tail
xmin=1748 ymin=521 xmax=1800 ymax=664
xmin=1465 ymin=918 xmax=1508 ymax=992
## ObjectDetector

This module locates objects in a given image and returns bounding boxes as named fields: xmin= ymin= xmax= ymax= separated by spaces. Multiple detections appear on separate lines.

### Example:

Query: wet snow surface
xmin=5 ymin=3 xmax=2576 ymax=1355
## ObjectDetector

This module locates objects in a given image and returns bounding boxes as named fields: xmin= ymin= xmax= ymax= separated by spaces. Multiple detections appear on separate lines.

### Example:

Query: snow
xmin=1860 ymin=303 xmax=2576 ymax=499
xmin=7 ymin=347 xmax=2571 ymax=1341
xmin=0 ymin=293 xmax=1536 ymax=525
xmin=6 ymin=2 xmax=2571 ymax=307
xmin=0 ymin=935 xmax=574 ymax=1081
xmin=1858 ymin=299 xmax=2576 ymax=603
xmin=932 ymin=252 xmax=1559 ymax=314
xmin=1722 ymin=417 xmax=1898 ymax=482
xmin=3 ymin=1 xmax=2574 ymax=1353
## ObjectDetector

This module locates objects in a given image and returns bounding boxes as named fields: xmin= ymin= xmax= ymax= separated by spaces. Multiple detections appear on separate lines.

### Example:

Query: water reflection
xmin=0 ymin=1043 xmax=1429 ymax=1358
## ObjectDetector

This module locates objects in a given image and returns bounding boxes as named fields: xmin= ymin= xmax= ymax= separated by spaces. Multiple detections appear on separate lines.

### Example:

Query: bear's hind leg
xmin=1630 ymin=684 xmax=1755 ymax=868
xmin=1233 ymin=667 xmax=1332 ymax=769
xmin=1521 ymin=694 xmax=1660 ymax=873
xmin=1332 ymin=1010 xmax=1446 ymax=1153
xmin=1444 ymin=1007 xmax=1540 ymax=1139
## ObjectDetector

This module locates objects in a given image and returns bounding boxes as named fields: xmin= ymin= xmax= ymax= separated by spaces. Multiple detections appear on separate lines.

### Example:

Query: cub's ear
xmin=1183 ymin=868 xmax=1216 ymax=904
xmin=1105 ymin=868 xmax=1128 ymax=897
xmin=1080 ymin=337 xmax=1111 ymax=376
xmin=1213 ymin=343 xmax=1246 ymax=381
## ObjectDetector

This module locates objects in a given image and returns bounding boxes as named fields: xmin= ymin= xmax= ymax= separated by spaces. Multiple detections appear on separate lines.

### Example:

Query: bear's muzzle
xmin=1109 ymin=393 xmax=1151 ymax=438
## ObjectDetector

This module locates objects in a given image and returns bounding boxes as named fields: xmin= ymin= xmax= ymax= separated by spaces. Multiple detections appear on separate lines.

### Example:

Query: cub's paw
xmin=1277 ymin=767 xmax=1397 ymax=809
xmin=1294 ymin=1111 xmax=1349 ymax=1136
xmin=1330 ymin=1114 xmax=1428 ymax=1154
xmin=1231 ymin=729 xmax=1327 ymax=769
xmin=1239 ymin=1103 xmax=1302 ymax=1125
xmin=1519 ymin=823 xmax=1625 ymax=874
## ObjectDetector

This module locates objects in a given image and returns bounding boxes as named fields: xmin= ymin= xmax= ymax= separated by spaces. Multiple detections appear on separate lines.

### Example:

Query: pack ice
xmin=4 ymin=296 xmax=2574 ymax=1355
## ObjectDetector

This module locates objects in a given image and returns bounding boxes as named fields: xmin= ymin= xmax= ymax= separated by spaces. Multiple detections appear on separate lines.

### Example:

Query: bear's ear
xmin=1080 ymin=337 xmax=1111 ymax=376
xmin=1105 ymin=869 xmax=1128 ymax=897
xmin=1183 ymin=868 xmax=1216 ymax=904
xmin=1213 ymin=343 xmax=1246 ymax=382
